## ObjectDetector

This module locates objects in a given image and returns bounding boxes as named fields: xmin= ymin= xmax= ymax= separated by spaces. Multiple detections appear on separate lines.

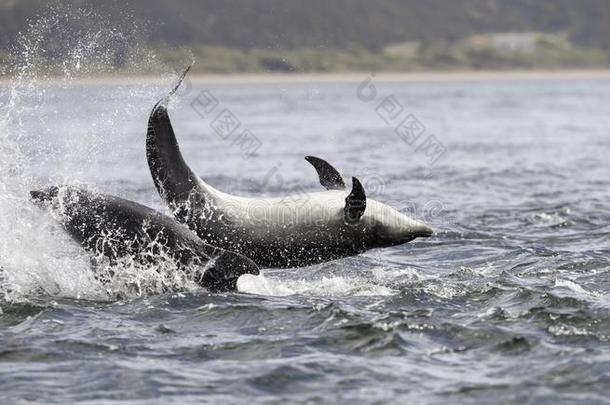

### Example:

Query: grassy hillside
xmin=0 ymin=0 xmax=609 ymax=74
xmin=151 ymin=43 xmax=610 ymax=74
xmin=1 ymin=0 xmax=609 ymax=49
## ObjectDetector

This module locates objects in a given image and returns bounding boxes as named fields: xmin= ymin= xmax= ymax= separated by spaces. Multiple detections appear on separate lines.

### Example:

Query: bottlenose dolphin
xmin=30 ymin=186 xmax=260 ymax=292
xmin=146 ymin=71 xmax=433 ymax=268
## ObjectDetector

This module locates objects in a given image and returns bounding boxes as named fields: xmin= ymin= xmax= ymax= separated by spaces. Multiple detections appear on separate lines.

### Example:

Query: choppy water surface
xmin=1 ymin=76 xmax=610 ymax=404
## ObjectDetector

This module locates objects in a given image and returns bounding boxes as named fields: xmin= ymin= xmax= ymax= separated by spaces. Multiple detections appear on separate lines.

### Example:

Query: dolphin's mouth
xmin=415 ymin=225 xmax=434 ymax=238
xmin=376 ymin=223 xmax=433 ymax=246
xmin=400 ymin=224 xmax=434 ymax=243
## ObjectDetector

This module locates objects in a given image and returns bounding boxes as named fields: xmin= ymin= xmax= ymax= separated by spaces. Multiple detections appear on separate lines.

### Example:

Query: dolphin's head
xmin=31 ymin=186 xmax=92 ymax=220
xmin=340 ymin=177 xmax=432 ymax=248
xmin=362 ymin=199 xmax=433 ymax=247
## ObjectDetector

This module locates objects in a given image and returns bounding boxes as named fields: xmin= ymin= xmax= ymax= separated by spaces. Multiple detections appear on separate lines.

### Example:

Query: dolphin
xmin=30 ymin=186 xmax=260 ymax=292
xmin=146 ymin=71 xmax=433 ymax=268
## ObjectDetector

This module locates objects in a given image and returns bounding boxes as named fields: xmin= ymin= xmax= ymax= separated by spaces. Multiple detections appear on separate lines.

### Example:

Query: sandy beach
xmin=3 ymin=70 xmax=610 ymax=87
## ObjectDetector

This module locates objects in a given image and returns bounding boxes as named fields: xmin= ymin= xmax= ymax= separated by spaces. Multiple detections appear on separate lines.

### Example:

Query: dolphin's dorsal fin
xmin=344 ymin=177 xmax=366 ymax=224
xmin=304 ymin=156 xmax=346 ymax=190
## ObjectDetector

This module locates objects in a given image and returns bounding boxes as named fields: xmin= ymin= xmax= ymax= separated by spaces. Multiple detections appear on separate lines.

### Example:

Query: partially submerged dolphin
xmin=30 ymin=186 xmax=260 ymax=292
xmin=146 ymin=72 xmax=433 ymax=268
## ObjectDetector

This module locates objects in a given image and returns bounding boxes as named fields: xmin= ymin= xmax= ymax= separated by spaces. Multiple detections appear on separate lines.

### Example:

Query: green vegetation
xmin=2 ymin=0 xmax=610 ymax=50
xmin=3 ymin=42 xmax=610 ymax=76
xmin=0 ymin=49 xmax=7 ymax=70
xmin=151 ymin=44 xmax=610 ymax=74
xmin=2 ymin=0 xmax=610 ymax=75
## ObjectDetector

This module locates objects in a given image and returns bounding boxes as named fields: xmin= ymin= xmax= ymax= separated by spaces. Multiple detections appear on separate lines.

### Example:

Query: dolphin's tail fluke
xmin=169 ymin=64 xmax=191 ymax=97
xmin=146 ymin=64 xmax=210 ymax=229
xmin=146 ymin=100 xmax=203 ymax=212
xmin=152 ymin=64 xmax=192 ymax=112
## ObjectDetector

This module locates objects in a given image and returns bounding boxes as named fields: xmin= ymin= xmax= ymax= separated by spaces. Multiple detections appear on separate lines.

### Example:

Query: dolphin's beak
xmin=30 ymin=186 xmax=59 ymax=207
xmin=410 ymin=221 xmax=433 ymax=238
xmin=30 ymin=190 xmax=45 ymax=201
xmin=416 ymin=224 xmax=434 ymax=237
xmin=30 ymin=190 xmax=50 ymax=206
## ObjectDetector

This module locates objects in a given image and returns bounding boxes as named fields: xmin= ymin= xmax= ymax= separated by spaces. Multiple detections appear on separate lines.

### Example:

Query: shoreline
xmin=2 ymin=69 xmax=610 ymax=86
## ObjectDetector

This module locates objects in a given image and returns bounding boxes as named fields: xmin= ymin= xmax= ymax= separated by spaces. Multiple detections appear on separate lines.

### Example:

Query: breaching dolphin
xmin=146 ymin=69 xmax=433 ymax=268
xmin=30 ymin=186 xmax=260 ymax=292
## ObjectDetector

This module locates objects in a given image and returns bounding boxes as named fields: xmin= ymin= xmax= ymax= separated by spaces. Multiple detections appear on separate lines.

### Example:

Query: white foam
xmin=0 ymin=6 xmax=179 ymax=303
xmin=237 ymin=268 xmax=399 ymax=298
xmin=554 ymin=278 xmax=592 ymax=296
xmin=554 ymin=277 xmax=610 ymax=309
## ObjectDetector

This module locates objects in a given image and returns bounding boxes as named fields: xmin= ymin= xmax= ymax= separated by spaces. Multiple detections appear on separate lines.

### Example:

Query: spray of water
xmin=0 ymin=5 xmax=192 ymax=303
xmin=0 ymin=5 xmax=412 ymax=303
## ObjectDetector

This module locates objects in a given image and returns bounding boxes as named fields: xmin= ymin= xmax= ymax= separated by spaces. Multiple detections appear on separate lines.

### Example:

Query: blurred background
xmin=1 ymin=2 xmax=610 ymax=403
xmin=1 ymin=0 xmax=610 ymax=75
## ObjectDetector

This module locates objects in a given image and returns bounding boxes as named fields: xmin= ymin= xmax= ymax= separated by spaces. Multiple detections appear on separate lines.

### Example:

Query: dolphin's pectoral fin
xmin=344 ymin=177 xmax=366 ymax=224
xmin=196 ymin=251 xmax=260 ymax=292
xmin=304 ymin=156 xmax=346 ymax=190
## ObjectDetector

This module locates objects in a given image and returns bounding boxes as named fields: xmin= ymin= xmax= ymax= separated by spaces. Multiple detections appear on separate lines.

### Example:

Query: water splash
xmin=237 ymin=263 xmax=410 ymax=297
xmin=0 ymin=5 xmax=186 ymax=303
